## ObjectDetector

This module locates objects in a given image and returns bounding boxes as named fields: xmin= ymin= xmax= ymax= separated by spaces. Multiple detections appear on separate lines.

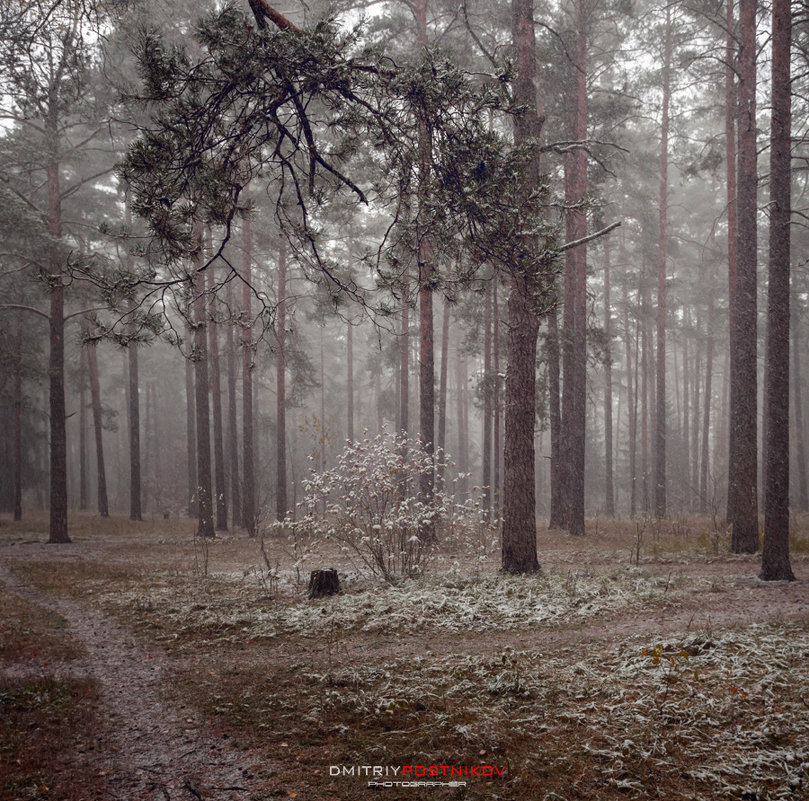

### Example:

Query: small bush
xmin=279 ymin=433 xmax=456 ymax=582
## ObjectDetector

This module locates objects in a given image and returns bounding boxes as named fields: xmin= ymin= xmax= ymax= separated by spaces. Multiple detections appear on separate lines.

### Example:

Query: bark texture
xmin=761 ymin=0 xmax=794 ymax=581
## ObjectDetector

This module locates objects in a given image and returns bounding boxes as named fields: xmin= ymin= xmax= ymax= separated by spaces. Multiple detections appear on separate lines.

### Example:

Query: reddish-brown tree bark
xmin=761 ymin=0 xmax=794 ymax=580
xmin=501 ymin=0 xmax=544 ymax=571
xmin=559 ymin=0 xmax=588 ymax=536
xmin=730 ymin=0 xmax=759 ymax=553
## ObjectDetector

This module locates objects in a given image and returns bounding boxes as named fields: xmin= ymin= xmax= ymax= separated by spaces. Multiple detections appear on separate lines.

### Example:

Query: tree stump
xmin=307 ymin=568 xmax=341 ymax=599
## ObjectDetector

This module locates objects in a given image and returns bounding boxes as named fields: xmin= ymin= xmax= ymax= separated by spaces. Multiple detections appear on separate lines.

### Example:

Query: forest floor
xmin=1 ymin=513 xmax=808 ymax=801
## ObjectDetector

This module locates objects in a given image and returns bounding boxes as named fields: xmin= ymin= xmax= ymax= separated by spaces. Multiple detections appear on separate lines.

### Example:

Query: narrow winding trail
xmin=0 ymin=557 xmax=278 ymax=801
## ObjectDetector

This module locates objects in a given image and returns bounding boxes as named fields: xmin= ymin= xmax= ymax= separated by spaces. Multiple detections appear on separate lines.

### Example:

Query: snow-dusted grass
xmin=93 ymin=565 xmax=693 ymax=646
xmin=178 ymin=621 xmax=809 ymax=800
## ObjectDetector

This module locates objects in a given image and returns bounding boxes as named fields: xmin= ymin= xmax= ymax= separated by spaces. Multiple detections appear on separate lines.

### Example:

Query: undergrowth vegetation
xmin=2 ymin=513 xmax=809 ymax=800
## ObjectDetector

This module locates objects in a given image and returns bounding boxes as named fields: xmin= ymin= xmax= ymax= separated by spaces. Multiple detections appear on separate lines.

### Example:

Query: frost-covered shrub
xmin=282 ymin=433 xmax=452 ymax=582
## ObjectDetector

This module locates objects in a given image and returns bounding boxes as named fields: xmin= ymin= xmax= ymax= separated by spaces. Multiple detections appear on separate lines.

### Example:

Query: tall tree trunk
xmin=548 ymin=308 xmax=563 ymax=527
xmin=276 ymin=239 xmax=288 ymax=521
xmin=456 ymin=349 xmax=469 ymax=497
xmin=128 ymin=339 xmax=142 ymax=521
xmin=346 ymin=320 xmax=354 ymax=443
xmin=87 ymin=342 xmax=109 ymax=518
xmin=414 ymin=0 xmax=435 ymax=522
xmin=730 ymin=0 xmax=759 ymax=553
xmin=761 ymin=0 xmax=794 ymax=580
xmin=691 ymin=331 xmax=702 ymax=510
xmin=241 ymin=221 xmax=256 ymax=535
xmin=399 ymin=306 xmax=409 ymax=437
xmin=193 ymin=240 xmax=215 ymax=539
xmin=792 ymin=290 xmax=809 ymax=511
xmin=226 ymin=281 xmax=242 ymax=527
xmin=79 ymin=373 xmax=88 ymax=512
xmin=502 ymin=0 xmax=543 ymax=572
xmin=437 ymin=296 xmax=450 ymax=487
xmin=655 ymin=5 xmax=672 ymax=518
xmin=641 ymin=273 xmax=650 ymax=513
xmin=700 ymin=287 xmax=715 ymax=513
xmin=725 ymin=0 xmax=740 ymax=527
xmin=185 ymin=314 xmax=197 ymax=518
xmin=482 ymin=281 xmax=493 ymax=521
xmin=493 ymin=278 xmax=503 ymax=515
xmin=47 ymin=142 xmax=69 ymax=542
xmin=559 ymin=0 xmax=588 ymax=536
xmin=603 ymin=240 xmax=615 ymax=516
xmin=206 ymin=251 xmax=228 ymax=531
xmin=628 ymin=299 xmax=639 ymax=517
xmin=13 ymin=318 xmax=23 ymax=521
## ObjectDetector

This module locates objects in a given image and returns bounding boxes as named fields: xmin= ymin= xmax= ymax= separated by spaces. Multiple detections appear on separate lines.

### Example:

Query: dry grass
xmin=2 ymin=512 xmax=808 ymax=800
xmin=0 ymin=677 xmax=100 ymax=801
xmin=0 ymin=587 xmax=83 ymax=662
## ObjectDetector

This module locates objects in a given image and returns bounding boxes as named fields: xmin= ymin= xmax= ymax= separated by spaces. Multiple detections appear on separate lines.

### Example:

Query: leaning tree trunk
xmin=761 ymin=0 xmax=794 ymax=581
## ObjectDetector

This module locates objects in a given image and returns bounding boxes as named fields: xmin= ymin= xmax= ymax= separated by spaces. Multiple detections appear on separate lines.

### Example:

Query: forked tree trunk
xmin=761 ymin=0 xmax=794 ymax=580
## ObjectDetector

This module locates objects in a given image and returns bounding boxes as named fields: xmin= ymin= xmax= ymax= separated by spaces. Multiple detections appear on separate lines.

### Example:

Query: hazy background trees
xmin=0 ymin=0 xmax=805 ymax=581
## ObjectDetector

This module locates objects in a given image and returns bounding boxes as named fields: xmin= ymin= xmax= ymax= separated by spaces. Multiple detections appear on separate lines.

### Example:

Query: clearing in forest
xmin=1 ymin=513 xmax=808 ymax=801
